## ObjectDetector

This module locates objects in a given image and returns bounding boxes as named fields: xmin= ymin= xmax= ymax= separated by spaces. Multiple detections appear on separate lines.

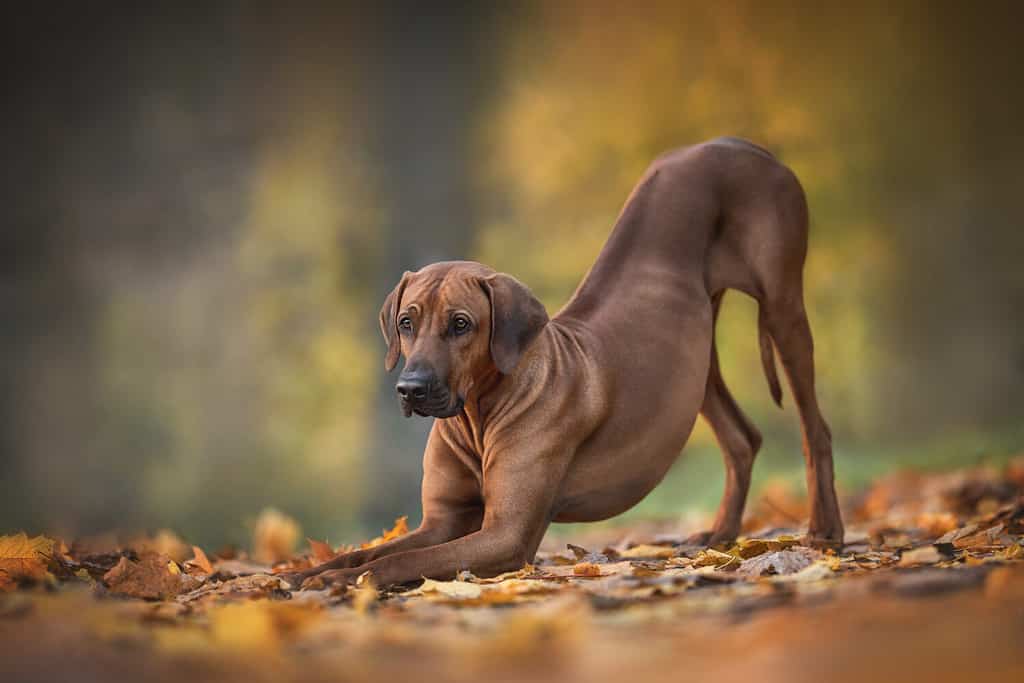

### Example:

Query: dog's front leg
xmin=284 ymin=425 xmax=485 ymax=588
xmin=282 ymin=517 xmax=477 ymax=588
xmin=313 ymin=449 xmax=566 ymax=588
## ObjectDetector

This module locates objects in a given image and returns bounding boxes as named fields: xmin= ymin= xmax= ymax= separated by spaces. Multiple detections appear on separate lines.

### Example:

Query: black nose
xmin=396 ymin=373 xmax=431 ymax=402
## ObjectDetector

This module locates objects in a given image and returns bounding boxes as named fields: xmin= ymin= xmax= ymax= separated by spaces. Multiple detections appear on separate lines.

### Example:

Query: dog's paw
xmin=684 ymin=529 xmax=738 ymax=549
xmin=302 ymin=568 xmax=359 ymax=590
xmin=803 ymin=533 xmax=844 ymax=551
xmin=685 ymin=530 xmax=713 ymax=547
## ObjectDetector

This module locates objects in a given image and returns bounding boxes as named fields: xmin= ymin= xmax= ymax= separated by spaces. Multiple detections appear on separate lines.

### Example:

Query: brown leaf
xmin=103 ymin=553 xmax=185 ymax=600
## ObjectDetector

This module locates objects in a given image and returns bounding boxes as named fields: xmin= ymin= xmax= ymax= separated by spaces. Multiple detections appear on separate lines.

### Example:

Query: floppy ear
xmin=480 ymin=273 xmax=549 ymax=375
xmin=379 ymin=272 xmax=411 ymax=372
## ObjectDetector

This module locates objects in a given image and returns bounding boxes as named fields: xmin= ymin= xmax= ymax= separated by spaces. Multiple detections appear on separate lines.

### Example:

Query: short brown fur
xmin=287 ymin=137 xmax=844 ymax=588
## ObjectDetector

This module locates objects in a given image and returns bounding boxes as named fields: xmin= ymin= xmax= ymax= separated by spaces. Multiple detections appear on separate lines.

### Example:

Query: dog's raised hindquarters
xmin=287 ymin=136 xmax=844 ymax=589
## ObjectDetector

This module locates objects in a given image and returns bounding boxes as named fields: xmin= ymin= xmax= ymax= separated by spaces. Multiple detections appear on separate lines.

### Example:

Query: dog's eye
xmin=398 ymin=316 xmax=413 ymax=332
xmin=452 ymin=315 xmax=471 ymax=335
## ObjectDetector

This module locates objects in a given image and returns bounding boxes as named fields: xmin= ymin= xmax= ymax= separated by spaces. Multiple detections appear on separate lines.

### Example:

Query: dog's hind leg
xmin=690 ymin=292 xmax=763 ymax=546
xmin=761 ymin=289 xmax=844 ymax=546
xmin=755 ymin=185 xmax=844 ymax=546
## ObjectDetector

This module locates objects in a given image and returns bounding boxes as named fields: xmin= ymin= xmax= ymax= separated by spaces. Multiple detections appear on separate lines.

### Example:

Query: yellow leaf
xmin=727 ymin=536 xmax=800 ymax=559
xmin=252 ymin=508 xmax=301 ymax=563
xmin=617 ymin=544 xmax=676 ymax=559
xmin=694 ymin=548 xmax=741 ymax=570
xmin=417 ymin=577 xmax=483 ymax=599
xmin=353 ymin=572 xmax=379 ymax=614
xmin=210 ymin=602 xmax=279 ymax=651
xmin=999 ymin=544 xmax=1023 ymax=561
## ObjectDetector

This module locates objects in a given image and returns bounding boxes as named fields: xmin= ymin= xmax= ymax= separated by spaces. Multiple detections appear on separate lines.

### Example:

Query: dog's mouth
xmin=400 ymin=394 xmax=464 ymax=419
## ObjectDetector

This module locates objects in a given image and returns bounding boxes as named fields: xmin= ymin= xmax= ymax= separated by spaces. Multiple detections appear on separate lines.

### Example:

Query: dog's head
xmin=379 ymin=261 xmax=548 ymax=418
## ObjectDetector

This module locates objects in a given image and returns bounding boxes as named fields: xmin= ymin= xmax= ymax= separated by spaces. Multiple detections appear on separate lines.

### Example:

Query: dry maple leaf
xmin=188 ymin=545 xmax=215 ymax=574
xmin=0 ymin=533 xmax=54 ymax=590
xmin=103 ymin=554 xmax=188 ymax=600
xmin=361 ymin=516 xmax=409 ymax=549
xmin=307 ymin=538 xmax=336 ymax=563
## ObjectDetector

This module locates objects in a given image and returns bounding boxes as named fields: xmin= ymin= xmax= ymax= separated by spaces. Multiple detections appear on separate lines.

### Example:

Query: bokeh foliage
xmin=1 ymin=2 xmax=1021 ymax=546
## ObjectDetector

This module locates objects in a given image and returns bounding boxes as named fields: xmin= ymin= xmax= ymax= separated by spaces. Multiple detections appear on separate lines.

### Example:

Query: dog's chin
xmin=401 ymin=397 xmax=465 ymax=419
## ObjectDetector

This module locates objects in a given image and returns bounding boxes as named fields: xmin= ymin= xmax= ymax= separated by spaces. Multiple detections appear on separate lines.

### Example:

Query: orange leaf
xmin=573 ymin=562 xmax=602 ymax=577
xmin=0 ymin=533 xmax=54 ymax=586
xmin=191 ymin=545 xmax=214 ymax=574
xmin=361 ymin=516 xmax=409 ymax=549
xmin=307 ymin=538 xmax=336 ymax=564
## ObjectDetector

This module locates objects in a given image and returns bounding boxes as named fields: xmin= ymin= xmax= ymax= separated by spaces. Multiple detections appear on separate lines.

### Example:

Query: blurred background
xmin=2 ymin=1 xmax=1021 ymax=548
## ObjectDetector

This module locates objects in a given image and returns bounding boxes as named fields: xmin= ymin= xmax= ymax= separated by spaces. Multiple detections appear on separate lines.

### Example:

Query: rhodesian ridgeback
xmin=289 ymin=137 xmax=844 ymax=589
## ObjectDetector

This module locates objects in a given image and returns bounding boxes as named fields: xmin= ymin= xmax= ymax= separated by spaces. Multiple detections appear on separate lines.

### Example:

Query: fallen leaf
xmin=352 ymin=573 xmax=378 ymax=615
xmin=252 ymin=508 xmax=301 ymax=563
xmin=566 ymin=544 xmax=608 ymax=563
xmin=0 ymin=533 xmax=54 ymax=589
xmin=998 ymin=544 xmax=1023 ymax=561
xmin=771 ymin=560 xmax=837 ymax=583
xmin=416 ymin=577 xmax=484 ymax=599
xmin=213 ymin=558 xmax=273 ymax=577
xmin=915 ymin=512 xmax=959 ymax=537
xmin=360 ymin=516 xmax=409 ymax=549
xmin=307 ymin=538 xmax=336 ymax=564
xmin=727 ymin=536 xmax=800 ymax=559
xmin=899 ymin=546 xmax=943 ymax=567
xmin=738 ymin=548 xmax=820 ymax=577
xmin=573 ymin=562 xmax=602 ymax=576
xmin=188 ymin=546 xmax=214 ymax=575
xmin=103 ymin=554 xmax=186 ymax=600
xmin=617 ymin=544 xmax=676 ymax=559
xmin=694 ymin=548 xmax=741 ymax=571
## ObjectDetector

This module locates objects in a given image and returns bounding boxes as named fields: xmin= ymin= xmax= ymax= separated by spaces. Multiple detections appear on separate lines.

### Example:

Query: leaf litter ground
xmin=2 ymin=460 xmax=1024 ymax=683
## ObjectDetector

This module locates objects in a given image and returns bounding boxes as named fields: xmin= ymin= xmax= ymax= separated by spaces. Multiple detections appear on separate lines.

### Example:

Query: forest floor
xmin=2 ymin=459 xmax=1024 ymax=683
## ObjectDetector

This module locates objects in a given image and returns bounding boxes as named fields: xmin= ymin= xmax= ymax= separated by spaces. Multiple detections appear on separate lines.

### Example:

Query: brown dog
xmin=289 ymin=137 xmax=844 ymax=589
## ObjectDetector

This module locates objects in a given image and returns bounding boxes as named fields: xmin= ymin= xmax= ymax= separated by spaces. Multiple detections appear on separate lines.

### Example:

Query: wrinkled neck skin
xmin=436 ymin=319 xmax=605 ymax=464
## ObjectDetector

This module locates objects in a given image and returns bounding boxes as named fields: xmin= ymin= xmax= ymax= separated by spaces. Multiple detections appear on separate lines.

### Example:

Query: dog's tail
xmin=758 ymin=307 xmax=783 ymax=407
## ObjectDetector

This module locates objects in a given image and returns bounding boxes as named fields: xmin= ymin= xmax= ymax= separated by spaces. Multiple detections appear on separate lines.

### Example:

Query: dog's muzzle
xmin=396 ymin=370 xmax=463 ymax=419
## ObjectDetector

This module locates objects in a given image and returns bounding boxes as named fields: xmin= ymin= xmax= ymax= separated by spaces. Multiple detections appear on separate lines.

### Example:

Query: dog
xmin=287 ymin=136 xmax=844 ymax=589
